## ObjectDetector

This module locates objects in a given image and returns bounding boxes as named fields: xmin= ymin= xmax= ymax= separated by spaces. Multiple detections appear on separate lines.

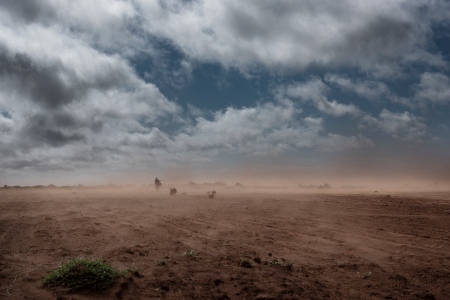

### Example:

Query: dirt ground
xmin=1 ymin=186 xmax=449 ymax=299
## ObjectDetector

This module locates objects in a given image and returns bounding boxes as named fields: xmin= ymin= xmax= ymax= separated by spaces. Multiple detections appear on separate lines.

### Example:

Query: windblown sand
xmin=1 ymin=187 xmax=449 ymax=299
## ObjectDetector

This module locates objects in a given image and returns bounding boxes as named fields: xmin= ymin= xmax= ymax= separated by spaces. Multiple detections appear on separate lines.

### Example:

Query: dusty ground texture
xmin=1 ymin=187 xmax=449 ymax=299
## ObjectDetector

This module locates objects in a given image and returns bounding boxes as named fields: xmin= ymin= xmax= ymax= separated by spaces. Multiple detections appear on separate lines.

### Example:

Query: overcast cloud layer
xmin=0 ymin=0 xmax=449 ymax=186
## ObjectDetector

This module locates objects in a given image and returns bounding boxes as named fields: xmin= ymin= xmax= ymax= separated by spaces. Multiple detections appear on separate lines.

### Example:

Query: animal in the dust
xmin=207 ymin=190 xmax=216 ymax=198
xmin=170 ymin=188 xmax=177 ymax=195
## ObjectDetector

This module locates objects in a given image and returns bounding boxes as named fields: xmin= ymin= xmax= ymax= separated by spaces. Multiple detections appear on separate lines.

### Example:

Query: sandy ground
xmin=1 ymin=187 xmax=449 ymax=299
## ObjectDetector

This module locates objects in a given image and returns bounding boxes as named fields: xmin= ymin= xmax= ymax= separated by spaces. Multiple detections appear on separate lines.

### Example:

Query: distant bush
xmin=299 ymin=183 xmax=331 ymax=189
xmin=170 ymin=188 xmax=177 ymax=195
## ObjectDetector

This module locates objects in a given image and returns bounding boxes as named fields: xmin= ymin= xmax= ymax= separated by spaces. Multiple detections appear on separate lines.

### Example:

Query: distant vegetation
xmin=187 ymin=181 xmax=226 ymax=187
xmin=298 ymin=183 xmax=331 ymax=189
xmin=0 ymin=181 xmax=346 ymax=191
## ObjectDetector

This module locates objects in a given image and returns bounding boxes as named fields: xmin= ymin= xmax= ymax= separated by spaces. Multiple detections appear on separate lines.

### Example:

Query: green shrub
xmin=42 ymin=258 xmax=123 ymax=292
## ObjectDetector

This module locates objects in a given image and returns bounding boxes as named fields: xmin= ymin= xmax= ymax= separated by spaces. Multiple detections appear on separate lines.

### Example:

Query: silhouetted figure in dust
xmin=154 ymin=178 xmax=162 ymax=191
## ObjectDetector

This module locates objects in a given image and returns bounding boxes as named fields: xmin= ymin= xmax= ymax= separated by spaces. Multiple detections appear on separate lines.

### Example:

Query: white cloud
xmin=2 ymin=0 xmax=448 ymax=77
xmin=0 ymin=114 xmax=13 ymax=134
xmin=279 ymin=78 xmax=362 ymax=117
xmin=133 ymin=0 xmax=449 ymax=75
xmin=0 ymin=9 xmax=181 ymax=170
xmin=0 ymin=2 xmax=376 ymax=178
xmin=0 ymin=0 xmax=144 ymax=56
xmin=0 ymin=92 xmax=374 ymax=175
xmin=174 ymin=101 xmax=301 ymax=155
xmin=0 ymin=40 xmax=375 ymax=175
xmin=145 ymin=59 xmax=194 ymax=89
xmin=361 ymin=109 xmax=428 ymax=141
xmin=414 ymin=72 xmax=450 ymax=105
xmin=171 ymin=101 xmax=371 ymax=157
xmin=325 ymin=74 xmax=390 ymax=100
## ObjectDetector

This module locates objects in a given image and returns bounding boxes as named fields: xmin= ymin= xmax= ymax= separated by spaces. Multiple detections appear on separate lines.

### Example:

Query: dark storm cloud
xmin=0 ymin=141 xmax=16 ymax=157
xmin=1 ymin=159 xmax=41 ymax=170
xmin=0 ymin=0 xmax=56 ymax=23
xmin=0 ymin=49 xmax=79 ymax=109
xmin=225 ymin=1 xmax=348 ymax=43
xmin=51 ymin=112 xmax=80 ymax=129
xmin=0 ymin=46 xmax=135 ymax=110
xmin=0 ymin=158 xmax=74 ymax=171
xmin=342 ymin=17 xmax=417 ymax=63
xmin=21 ymin=113 xmax=86 ymax=147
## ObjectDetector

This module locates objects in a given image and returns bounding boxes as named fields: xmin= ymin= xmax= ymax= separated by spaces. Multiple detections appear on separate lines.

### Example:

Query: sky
xmin=0 ymin=0 xmax=450 ymax=187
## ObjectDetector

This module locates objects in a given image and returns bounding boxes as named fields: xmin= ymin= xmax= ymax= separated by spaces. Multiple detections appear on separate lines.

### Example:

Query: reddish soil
xmin=1 ymin=187 xmax=449 ymax=299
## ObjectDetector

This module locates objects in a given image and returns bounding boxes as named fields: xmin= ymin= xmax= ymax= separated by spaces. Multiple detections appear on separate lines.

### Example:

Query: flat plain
xmin=1 ymin=187 xmax=449 ymax=299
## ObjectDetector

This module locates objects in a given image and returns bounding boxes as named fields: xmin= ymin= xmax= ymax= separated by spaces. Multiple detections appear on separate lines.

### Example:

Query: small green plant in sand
xmin=239 ymin=258 xmax=253 ymax=268
xmin=357 ymin=271 xmax=372 ymax=279
xmin=266 ymin=258 xmax=293 ymax=270
xmin=42 ymin=258 xmax=123 ymax=292
xmin=125 ymin=264 xmax=144 ymax=279
xmin=337 ymin=260 xmax=348 ymax=267
xmin=155 ymin=259 xmax=167 ymax=266
xmin=181 ymin=249 xmax=198 ymax=257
